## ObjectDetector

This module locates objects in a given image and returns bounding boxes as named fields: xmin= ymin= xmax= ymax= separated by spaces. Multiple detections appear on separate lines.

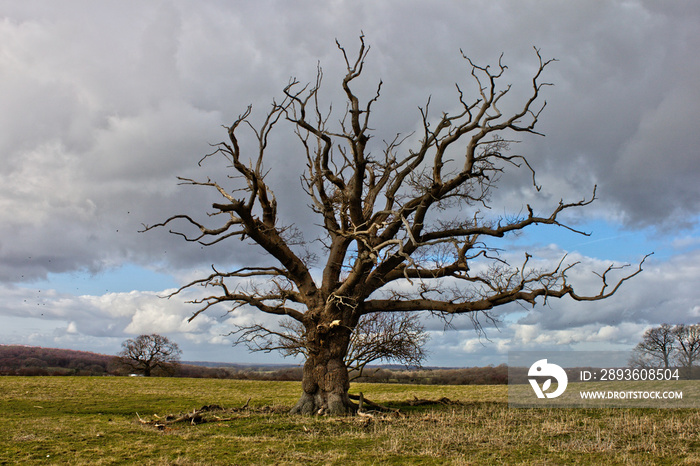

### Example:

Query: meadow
xmin=1 ymin=376 xmax=698 ymax=465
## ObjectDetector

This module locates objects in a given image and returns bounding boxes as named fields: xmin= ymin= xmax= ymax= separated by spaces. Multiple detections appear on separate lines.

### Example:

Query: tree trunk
xmin=289 ymin=324 xmax=356 ymax=415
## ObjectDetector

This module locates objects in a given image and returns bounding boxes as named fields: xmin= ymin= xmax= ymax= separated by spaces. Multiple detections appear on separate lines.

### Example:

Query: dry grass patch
xmin=1 ymin=377 xmax=698 ymax=465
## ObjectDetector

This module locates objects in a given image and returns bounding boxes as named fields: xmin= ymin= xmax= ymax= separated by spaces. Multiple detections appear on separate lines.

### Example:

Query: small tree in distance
xmin=116 ymin=334 xmax=182 ymax=377
xmin=629 ymin=323 xmax=700 ymax=375
xmin=344 ymin=312 xmax=429 ymax=380
xmin=673 ymin=324 xmax=700 ymax=371
xmin=630 ymin=324 xmax=676 ymax=369
xmin=144 ymin=36 xmax=649 ymax=415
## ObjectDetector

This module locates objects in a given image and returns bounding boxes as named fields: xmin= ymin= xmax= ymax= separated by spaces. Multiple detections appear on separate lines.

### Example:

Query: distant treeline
xmin=0 ymin=345 xmax=509 ymax=384
xmin=350 ymin=365 xmax=509 ymax=385
xmin=0 ymin=345 xmax=116 ymax=376
xmin=0 ymin=345 xmax=237 ymax=378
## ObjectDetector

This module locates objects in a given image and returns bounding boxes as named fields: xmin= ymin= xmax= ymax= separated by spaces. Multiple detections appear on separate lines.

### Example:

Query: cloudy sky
xmin=1 ymin=1 xmax=699 ymax=367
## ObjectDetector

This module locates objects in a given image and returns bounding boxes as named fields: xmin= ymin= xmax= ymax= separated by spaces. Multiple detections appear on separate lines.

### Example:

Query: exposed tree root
xmin=135 ymin=395 xmax=463 ymax=429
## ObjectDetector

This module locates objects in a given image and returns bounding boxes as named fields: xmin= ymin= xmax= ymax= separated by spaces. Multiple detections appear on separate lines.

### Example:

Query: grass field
xmin=1 ymin=377 xmax=698 ymax=465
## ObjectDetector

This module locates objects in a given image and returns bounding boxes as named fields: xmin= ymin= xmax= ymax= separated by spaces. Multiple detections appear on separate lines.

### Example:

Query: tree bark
xmin=289 ymin=324 xmax=356 ymax=415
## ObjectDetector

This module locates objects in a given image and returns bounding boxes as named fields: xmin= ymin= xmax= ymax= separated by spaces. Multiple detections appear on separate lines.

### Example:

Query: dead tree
xmin=144 ymin=36 xmax=649 ymax=415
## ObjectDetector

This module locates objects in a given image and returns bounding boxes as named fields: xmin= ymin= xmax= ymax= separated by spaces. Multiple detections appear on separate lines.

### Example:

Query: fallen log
xmin=136 ymin=398 xmax=255 ymax=427
xmin=348 ymin=392 xmax=401 ymax=414
xmin=407 ymin=396 xmax=458 ymax=406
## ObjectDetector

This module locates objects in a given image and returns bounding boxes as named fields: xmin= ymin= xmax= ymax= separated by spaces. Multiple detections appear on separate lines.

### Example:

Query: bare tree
xmin=144 ymin=36 xmax=648 ymax=415
xmin=673 ymin=324 xmax=700 ymax=373
xmin=631 ymin=324 xmax=676 ymax=369
xmin=231 ymin=312 xmax=428 ymax=381
xmin=116 ymin=334 xmax=182 ymax=377
xmin=345 ymin=312 xmax=429 ymax=380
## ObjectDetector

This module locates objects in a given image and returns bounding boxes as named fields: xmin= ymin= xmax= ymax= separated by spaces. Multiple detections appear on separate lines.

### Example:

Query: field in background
xmin=1 ymin=377 xmax=698 ymax=465
xmin=0 ymin=345 xmax=510 ymax=384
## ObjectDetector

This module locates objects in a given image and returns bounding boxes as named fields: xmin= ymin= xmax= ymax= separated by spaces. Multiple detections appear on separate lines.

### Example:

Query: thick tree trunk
xmin=289 ymin=324 xmax=356 ymax=415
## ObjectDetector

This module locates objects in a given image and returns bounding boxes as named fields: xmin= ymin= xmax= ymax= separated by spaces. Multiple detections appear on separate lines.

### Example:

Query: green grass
xmin=1 ymin=377 xmax=698 ymax=465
